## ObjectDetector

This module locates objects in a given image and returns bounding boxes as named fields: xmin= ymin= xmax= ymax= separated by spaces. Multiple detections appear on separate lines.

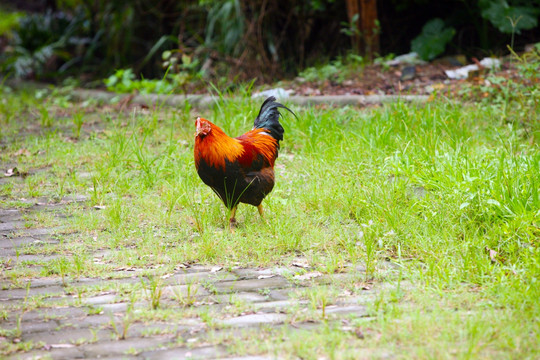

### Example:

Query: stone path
xmin=0 ymin=192 xmax=386 ymax=359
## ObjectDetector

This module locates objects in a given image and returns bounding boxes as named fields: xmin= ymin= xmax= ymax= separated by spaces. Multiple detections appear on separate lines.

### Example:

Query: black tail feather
xmin=253 ymin=96 xmax=295 ymax=142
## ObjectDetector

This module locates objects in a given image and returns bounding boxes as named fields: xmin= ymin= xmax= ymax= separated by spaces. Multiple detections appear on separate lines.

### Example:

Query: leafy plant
xmin=411 ymin=18 xmax=455 ymax=61
xmin=104 ymin=52 xmax=202 ymax=94
xmin=0 ymin=9 xmax=22 ymax=36
xmin=479 ymin=0 xmax=539 ymax=34
xmin=204 ymin=0 xmax=245 ymax=56
xmin=298 ymin=53 xmax=365 ymax=85
xmin=1 ymin=9 xmax=90 ymax=79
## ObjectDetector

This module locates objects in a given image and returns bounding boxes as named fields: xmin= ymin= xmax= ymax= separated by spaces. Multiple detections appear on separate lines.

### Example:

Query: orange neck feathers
xmin=194 ymin=120 xmax=244 ymax=170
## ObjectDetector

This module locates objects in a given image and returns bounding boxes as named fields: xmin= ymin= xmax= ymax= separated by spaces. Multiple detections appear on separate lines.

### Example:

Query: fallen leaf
xmin=294 ymin=271 xmax=322 ymax=281
xmin=93 ymin=205 xmax=106 ymax=210
xmin=4 ymin=168 xmax=19 ymax=177
xmin=486 ymin=247 xmax=498 ymax=263
xmin=292 ymin=259 xmax=310 ymax=268
xmin=210 ymin=266 xmax=222 ymax=273
xmin=114 ymin=267 xmax=136 ymax=272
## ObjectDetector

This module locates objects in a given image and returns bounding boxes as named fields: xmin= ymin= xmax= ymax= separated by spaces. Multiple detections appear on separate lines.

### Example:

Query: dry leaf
xmin=210 ymin=266 xmax=222 ymax=273
xmin=486 ymin=247 xmax=498 ymax=263
xmin=93 ymin=205 xmax=106 ymax=210
xmin=4 ymin=168 xmax=19 ymax=177
xmin=292 ymin=259 xmax=310 ymax=268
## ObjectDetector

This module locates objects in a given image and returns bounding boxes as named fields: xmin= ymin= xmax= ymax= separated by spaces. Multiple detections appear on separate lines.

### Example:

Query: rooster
xmin=194 ymin=96 xmax=295 ymax=228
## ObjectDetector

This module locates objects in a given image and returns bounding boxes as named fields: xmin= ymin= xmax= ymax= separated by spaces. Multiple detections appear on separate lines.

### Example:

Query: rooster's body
xmin=194 ymin=97 xmax=294 ymax=227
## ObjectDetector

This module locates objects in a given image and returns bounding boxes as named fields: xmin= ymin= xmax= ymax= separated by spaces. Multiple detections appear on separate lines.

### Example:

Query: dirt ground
xmin=276 ymin=55 xmax=529 ymax=99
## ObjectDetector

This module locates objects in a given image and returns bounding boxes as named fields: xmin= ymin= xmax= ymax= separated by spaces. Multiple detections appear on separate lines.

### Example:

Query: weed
xmin=109 ymin=295 xmax=136 ymax=340
xmin=171 ymin=278 xmax=199 ymax=307
xmin=303 ymin=286 xmax=338 ymax=320
xmin=198 ymin=307 xmax=218 ymax=330
xmin=140 ymin=275 xmax=164 ymax=310
xmin=72 ymin=111 xmax=85 ymax=139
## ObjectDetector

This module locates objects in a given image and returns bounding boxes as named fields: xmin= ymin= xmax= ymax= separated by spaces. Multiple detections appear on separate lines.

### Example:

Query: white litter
xmin=445 ymin=58 xmax=501 ymax=80
xmin=252 ymin=88 xmax=292 ymax=99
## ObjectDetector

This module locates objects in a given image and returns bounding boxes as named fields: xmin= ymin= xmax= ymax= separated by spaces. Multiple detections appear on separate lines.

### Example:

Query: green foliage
xmin=0 ymin=9 xmax=90 ymax=79
xmin=298 ymin=54 xmax=365 ymax=84
xmin=480 ymin=0 xmax=539 ymax=34
xmin=0 ymin=9 xmax=22 ymax=36
xmin=411 ymin=18 xmax=455 ymax=61
xmin=205 ymin=0 xmax=245 ymax=56
xmin=105 ymin=52 xmax=202 ymax=94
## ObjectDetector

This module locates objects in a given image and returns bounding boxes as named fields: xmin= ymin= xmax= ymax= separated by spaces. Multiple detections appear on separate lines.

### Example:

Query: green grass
xmin=0 ymin=61 xmax=539 ymax=358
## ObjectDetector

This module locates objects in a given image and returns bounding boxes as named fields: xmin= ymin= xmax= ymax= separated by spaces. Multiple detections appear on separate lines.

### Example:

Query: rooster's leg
xmin=257 ymin=204 xmax=265 ymax=219
xmin=229 ymin=206 xmax=237 ymax=230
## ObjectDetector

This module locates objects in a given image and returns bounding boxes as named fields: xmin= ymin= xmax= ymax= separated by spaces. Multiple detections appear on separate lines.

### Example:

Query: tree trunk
xmin=345 ymin=0 xmax=380 ymax=60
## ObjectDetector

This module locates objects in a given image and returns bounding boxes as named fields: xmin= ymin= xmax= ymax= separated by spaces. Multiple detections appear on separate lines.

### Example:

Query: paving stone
xmin=81 ymin=336 xmax=174 ymax=357
xmin=100 ymin=302 xmax=129 ymax=313
xmin=0 ymin=211 xmax=23 ymax=222
xmin=0 ymin=236 xmax=59 ymax=249
xmin=0 ymin=285 xmax=65 ymax=300
xmin=82 ymin=294 xmax=119 ymax=305
xmin=213 ymin=277 xmax=290 ymax=294
xmin=254 ymin=300 xmax=307 ymax=312
xmin=60 ymin=195 xmax=89 ymax=203
xmin=0 ymin=247 xmax=16 ymax=256
xmin=141 ymin=344 xmax=227 ymax=360
xmin=6 ymin=346 xmax=84 ymax=360
xmin=164 ymin=270 xmax=237 ymax=285
xmin=267 ymin=289 xmax=297 ymax=301
xmin=19 ymin=319 xmax=60 ymax=334
xmin=2 ymin=253 xmax=60 ymax=264
xmin=0 ymin=176 xmax=24 ymax=185
xmin=342 ymin=294 xmax=378 ymax=305
xmin=18 ymin=277 xmax=63 ymax=288
xmin=126 ymin=323 xmax=185 ymax=337
xmin=219 ymin=313 xmax=288 ymax=327
xmin=72 ymin=276 xmax=140 ymax=288
xmin=78 ymin=314 xmax=113 ymax=327
xmin=15 ymin=226 xmax=66 ymax=237
xmin=0 ymin=221 xmax=25 ymax=231
xmin=213 ymin=291 xmax=269 ymax=304
xmin=23 ymin=327 xmax=112 ymax=344
xmin=324 ymin=305 xmax=367 ymax=316
xmin=18 ymin=307 xmax=88 ymax=322
xmin=232 ymin=267 xmax=301 ymax=280
xmin=162 ymin=284 xmax=210 ymax=299
xmin=0 ymin=209 xmax=21 ymax=217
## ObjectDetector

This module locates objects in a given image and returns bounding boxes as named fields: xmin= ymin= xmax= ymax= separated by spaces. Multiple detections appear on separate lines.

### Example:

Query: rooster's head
xmin=195 ymin=117 xmax=212 ymax=137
